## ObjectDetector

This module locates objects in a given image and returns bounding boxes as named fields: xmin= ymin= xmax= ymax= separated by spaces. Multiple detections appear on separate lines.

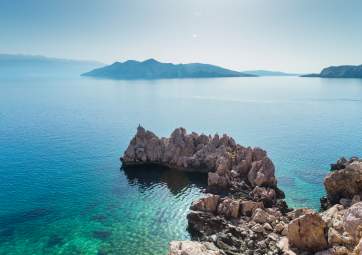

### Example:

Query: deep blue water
xmin=1 ymin=76 xmax=362 ymax=254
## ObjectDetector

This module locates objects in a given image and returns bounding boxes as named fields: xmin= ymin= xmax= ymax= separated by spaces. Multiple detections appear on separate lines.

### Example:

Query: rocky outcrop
xmin=122 ymin=126 xmax=277 ymax=193
xmin=287 ymin=212 xmax=328 ymax=252
xmin=190 ymin=194 xmax=220 ymax=213
xmin=343 ymin=202 xmax=362 ymax=242
xmin=322 ymin=157 xmax=362 ymax=208
xmin=121 ymin=128 xmax=362 ymax=255
xmin=169 ymin=241 xmax=224 ymax=255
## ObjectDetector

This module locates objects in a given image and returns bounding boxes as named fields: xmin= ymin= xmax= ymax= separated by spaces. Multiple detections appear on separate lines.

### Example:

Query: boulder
xmin=169 ymin=241 xmax=224 ymax=255
xmin=187 ymin=211 xmax=227 ymax=238
xmin=250 ymin=186 xmax=276 ymax=208
xmin=343 ymin=202 xmax=362 ymax=243
xmin=327 ymin=227 xmax=353 ymax=247
xmin=330 ymin=157 xmax=360 ymax=171
xmin=353 ymin=238 xmax=362 ymax=255
xmin=251 ymin=208 xmax=276 ymax=224
xmin=240 ymin=200 xmax=264 ymax=217
xmin=190 ymin=194 xmax=220 ymax=213
xmin=287 ymin=212 xmax=328 ymax=252
xmin=321 ymin=204 xmax=345 ymax=231
xmin=314 ymin=246 xmax=350 ymax=255
xmin=248 ymin=157 xmax=276 ymax=187
xmin=324 ymin=161 xmax=362 ymax=204
xmin=216 ymin=198 xmax=240 ymax=219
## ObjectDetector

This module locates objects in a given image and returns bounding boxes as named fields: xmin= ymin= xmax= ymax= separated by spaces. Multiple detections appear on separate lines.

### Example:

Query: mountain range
xmin=82 ymin=59 xmax=256 ymax=79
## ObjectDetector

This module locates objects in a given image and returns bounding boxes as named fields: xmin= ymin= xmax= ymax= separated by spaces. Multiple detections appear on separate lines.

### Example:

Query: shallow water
xmin=1 ymin=76 xmax=362 ymax=254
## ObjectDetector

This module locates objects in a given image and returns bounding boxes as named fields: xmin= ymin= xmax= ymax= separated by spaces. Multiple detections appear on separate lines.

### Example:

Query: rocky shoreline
xmin=121 ymin=126 xmax=362 ymax=255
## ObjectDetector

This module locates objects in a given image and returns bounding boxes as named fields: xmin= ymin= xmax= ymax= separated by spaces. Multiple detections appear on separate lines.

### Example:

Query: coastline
xmin=121 ymin=126 xmax=362 ymax=255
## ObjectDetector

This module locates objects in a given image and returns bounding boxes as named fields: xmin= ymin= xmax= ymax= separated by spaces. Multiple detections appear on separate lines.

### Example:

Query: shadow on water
xmin=122 ymin=165 xmax=207 ymax=195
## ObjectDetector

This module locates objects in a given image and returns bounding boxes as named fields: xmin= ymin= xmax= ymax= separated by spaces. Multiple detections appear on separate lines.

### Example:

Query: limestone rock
xmin=252 ymin=208 xmax=276 ymax=224
xmin=122 ymin=126 xmax=279 ymax=192
xmin=353 ymin=238 xmax=362 ymax=255
xmin=190 ymin=194 xmax=220 ymax=213
xmin=248 ymin=157 xmax=276 ymax=187
xmin=250 ymin=186 xmax=277 ymax=207
xmin=240 ymin=200 xmax=264 ymax=217
xmin=343 ymin=202 xmax=362 ymax=243
xmin=169 ymin=241 xmax=224 ymax=255
xmin=216 ymin=198 xmax=240 ymax=219
xmin=324 ymin=161 xmax=362 ymax=204
xmin=187 ymin=211 xmax=227 ymax=238
xmin=287 ymin=212 xmax=328 ymax=252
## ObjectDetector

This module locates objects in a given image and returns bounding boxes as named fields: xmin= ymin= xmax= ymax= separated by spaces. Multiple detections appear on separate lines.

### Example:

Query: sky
xmin=0 ymin=0 xmax=361 ymax=73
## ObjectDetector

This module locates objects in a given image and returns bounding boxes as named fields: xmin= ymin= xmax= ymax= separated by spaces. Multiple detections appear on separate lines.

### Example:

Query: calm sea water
xmin=1 ymin=76 xmax=362 ymax=254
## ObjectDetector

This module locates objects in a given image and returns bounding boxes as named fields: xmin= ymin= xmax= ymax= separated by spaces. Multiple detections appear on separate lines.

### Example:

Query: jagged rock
xmin=263 ymin=222 xmax=273 ymax=231
xmin=187 ymin=211 xmax=227 ymax=238
xmin=249 ymin=186 xmax=276 ymax=208
xmin=352 ymin=195 xmax=361 ymax=205
xmin=168 ymin=241 xmax=224 ymax=255
xmin=287 ymin=208 xmax=315 ymax=220
xmin=251 ymin=223 xmax=264 ymax=233
xmin=216 ymin=198 xmax=240 ymax=219
xmin=324 ymin=160 xmax=362 ymax=205
xmin=339 ymin=198 xmax=352 ymax=208
xmin=274 ymin=222 xmax=286 ymax=234
xmin=321 ymin=204 xmax=345 ymax=232
xmin=122 ymin=126 xmax=278 ymax=192
xmin=353 ymin=238 xmax=362 ymax=255
xmin=343 ymin=202 xmax=362 ymax=243
xmin=327 ymin=227 xmax=353 ymax=247
xmin=252 ymin=208 xmax=276 ymax=224
xmin=288 ymin=212 xmax=328 ymax=252
xmin=207 ymin=172 xmax=229 ymax=192
xmin=330 ymin=157 xmax=360 ymax=171
xmin=277 ymin=237 xmax=296 ymax=255
xmin=240 ymin=200 xmax=264 ymax=217
xmin=315 ymin=246 xmax=350 ymax=255
xmin=247 ymin=157 xmax=276 ymax=187
xmin=190 ymin=194 xmax=220 ymax=213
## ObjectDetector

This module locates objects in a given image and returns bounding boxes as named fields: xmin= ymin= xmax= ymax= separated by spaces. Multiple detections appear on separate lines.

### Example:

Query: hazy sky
xmin=1 ymin=0 xmax=361 ymax=72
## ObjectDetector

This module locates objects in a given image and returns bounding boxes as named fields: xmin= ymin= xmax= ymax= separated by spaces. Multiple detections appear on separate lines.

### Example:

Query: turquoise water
xmin=1 ymin=76 xmax=362 ymax=254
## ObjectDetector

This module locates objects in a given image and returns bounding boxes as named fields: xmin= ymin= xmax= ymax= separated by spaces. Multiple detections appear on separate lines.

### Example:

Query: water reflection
xmin=122 ymin=165 xmax=207 ymax=195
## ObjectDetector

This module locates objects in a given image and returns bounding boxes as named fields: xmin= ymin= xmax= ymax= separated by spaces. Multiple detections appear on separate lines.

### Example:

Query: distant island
xmin=82 ymin=59 xmax=256 ymax=79
xmin=243 ymin=70 xmax=298 ymax=76
xmin=0 ymin=54 xmax=103 ymax=78
xmin=302 ymin=64 xmax=362 ymax=78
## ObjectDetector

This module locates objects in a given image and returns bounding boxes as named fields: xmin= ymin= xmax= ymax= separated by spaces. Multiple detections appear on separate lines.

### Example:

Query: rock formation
xmin=122 ymin=126 xmax=278 ymax=193
xmin=169 ymin=241 xmax=224 ymax=255
xmin=322 ymin=157 xmax=362 ymax=208
xmin=121 ymin=127 xmax=362 ymax=255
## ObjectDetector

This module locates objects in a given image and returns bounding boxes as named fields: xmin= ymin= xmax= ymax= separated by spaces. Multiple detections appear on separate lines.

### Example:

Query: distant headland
xmin=82 ymin=59 xmax=257 ymax=80
xmin=0 ymin=54 xmax=103 ymax=78
xmin=302 ymin=64 xmax=362 ymax=78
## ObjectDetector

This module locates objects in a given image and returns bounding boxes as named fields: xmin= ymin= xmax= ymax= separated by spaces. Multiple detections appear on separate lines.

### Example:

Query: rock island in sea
xmin=121 ymin=126 xmax=362 ymax=255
